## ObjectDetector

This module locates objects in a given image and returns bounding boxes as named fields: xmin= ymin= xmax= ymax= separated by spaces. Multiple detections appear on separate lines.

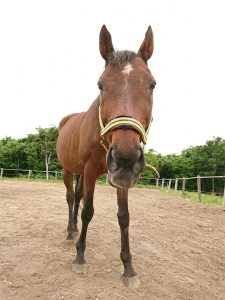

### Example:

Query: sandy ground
xmin=0 ymin=180 xmax=225 ymax=300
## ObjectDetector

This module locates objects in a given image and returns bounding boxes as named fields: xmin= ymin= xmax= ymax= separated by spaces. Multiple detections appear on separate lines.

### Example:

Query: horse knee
xmin=81 ymin=206 xmax=94 ymax=224
xmin=117 ymin=212 xmax=129 ymax=229
xmin=66 ymin=192 xmax=75 ymax=205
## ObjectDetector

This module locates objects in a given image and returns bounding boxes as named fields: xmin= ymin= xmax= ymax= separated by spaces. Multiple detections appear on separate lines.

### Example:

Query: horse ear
xmin=99 ymin=25 xmax=114 ymax=62
xmin=138 ymin=26 xmax=154 ymax=62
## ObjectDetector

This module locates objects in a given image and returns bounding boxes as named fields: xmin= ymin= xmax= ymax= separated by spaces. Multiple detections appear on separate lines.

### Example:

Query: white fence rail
xmin=153 ymin=175 xmax=225 ymax=208
xmin=1 ymin=168 xmax=225 ymax=208
xmin=0 ymin=168 xmax=60 ymax=180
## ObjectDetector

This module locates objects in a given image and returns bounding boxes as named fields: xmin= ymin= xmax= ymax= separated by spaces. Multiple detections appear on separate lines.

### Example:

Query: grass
xmin=0 ymin=175 xmax=106 ymax=185
xmin=167 ymin=189 xmax=224 ymax=207
xmin=0 ymin=176 xmax=63 ymax=184
xmin=135 ymin=183 xmax=224 ymax=207
xmin=1 ymin=177 xmax=224 ymax=208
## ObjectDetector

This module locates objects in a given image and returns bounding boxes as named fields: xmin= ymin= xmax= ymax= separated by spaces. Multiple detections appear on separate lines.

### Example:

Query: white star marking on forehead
xmin=122 ymin=63 xmax=133 ymax=75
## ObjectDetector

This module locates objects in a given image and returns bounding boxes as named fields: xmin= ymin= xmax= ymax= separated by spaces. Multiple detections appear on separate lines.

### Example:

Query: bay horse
xmin=56 ymin=25 xmax=156 ymax=287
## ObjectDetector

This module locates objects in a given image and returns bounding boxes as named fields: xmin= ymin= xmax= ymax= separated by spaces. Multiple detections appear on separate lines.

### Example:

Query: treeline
xmin=0 ymin=127 xmax=224 ymax=191
xmin=143 ymin=137 xmax=225 ymax=192
xmin=0 ymin=126 xmax=60 ymax=179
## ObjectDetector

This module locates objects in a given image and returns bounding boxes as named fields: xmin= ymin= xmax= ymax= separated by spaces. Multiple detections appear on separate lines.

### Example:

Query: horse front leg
xmin=117 ymin=188 xmax=140 ymax=288
xmin=73 ymin=166 xmax=96 ymax=271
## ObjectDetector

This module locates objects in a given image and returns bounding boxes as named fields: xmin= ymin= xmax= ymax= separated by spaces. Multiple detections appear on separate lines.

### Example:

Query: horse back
xmin=57 ymin=112 xmax=86 ymax=172
xmin=59 ymin=113 xmax=80 ymax=130
xmin=56 ymin=100 xmax=105 ymax=174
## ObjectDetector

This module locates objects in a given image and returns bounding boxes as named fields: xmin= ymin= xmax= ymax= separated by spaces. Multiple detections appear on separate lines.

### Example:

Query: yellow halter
xmin=98 ymin=106 xmax=152 ymax=151
xmin=98 ymin=106 xmax=159 ymax=178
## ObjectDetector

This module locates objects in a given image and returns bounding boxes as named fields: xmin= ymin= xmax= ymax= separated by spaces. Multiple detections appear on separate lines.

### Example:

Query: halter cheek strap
xmin=98 ymin=106 xmax=152 ymax=150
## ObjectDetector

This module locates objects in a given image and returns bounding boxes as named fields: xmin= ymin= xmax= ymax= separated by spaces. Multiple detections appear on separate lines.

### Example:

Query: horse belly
xmin=56 ymin=122 xmax=84 ymax=174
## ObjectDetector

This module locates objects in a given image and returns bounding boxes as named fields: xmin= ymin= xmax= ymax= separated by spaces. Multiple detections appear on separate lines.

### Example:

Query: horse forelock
xmin=108 ymin=50 xmax=137 ymax=65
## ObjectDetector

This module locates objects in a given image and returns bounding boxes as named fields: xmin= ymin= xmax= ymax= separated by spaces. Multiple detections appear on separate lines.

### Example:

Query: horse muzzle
xmin=106 ymin=142 xmax=145 ymax=189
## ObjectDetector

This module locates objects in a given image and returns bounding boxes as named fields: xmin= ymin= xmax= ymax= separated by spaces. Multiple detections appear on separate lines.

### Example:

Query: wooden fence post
xmin=174 ymin=178 xmax=178 ymax=194
xmin=223 ymin=187 xmax=225 ymax=210
xmin=161 ymin=178 xmax=165 ymax=190
xmin=28 ymin=170 xmax=32 ymax=180
xmin=0 ymin=168 xmax=3 ymax=179
xmin=182 ymin=178 xmax=186 ymax=195
xmin=197 ymin=175 xmax=201 ymax=202
xmin=156 ymin=178 xmax=159 ymax=188
xmin=168 ymin=179 xmax=172 ymax=191
xmin=55 ymin=171 xmax=58 ymax=179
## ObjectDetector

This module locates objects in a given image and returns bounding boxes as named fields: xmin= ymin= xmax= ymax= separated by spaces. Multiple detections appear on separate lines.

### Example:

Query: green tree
xmin=0 ymin=137 xmax=27 ymax=170
xmin=24 ymin=126 xmax=59 ymax=178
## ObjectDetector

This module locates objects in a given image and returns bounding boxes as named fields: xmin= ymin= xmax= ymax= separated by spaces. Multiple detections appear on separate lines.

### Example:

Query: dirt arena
xmin=0 ymin=181 xmax=225 ymax=299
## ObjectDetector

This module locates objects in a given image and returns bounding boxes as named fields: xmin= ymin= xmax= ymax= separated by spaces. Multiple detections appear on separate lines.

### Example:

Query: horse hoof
xmin=72 ymin=263 xmax=88 ymax=275
xmin=122 ymin=275 xmax=140 ymax=289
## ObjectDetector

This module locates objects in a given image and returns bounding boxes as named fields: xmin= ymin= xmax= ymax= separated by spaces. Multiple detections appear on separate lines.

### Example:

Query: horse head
xmin=98 ymin=25 xmax=156 ymax=189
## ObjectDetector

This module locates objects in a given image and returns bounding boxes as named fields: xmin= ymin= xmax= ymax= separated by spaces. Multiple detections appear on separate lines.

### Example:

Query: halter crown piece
xmin=98 ymin=106 xmax=152 ymax=151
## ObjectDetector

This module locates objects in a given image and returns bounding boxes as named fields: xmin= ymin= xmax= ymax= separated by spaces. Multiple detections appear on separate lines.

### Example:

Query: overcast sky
xmin=0 ymin=0 xmax=224 ymax=154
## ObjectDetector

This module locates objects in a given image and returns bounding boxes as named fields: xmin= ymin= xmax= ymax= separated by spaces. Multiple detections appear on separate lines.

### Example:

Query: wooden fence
xmin=0 ymin=168 xmax=59 ymax=180
xmin=1 ymin=168 xmax=225 ymax=208
xmin=154 ymin=175 xmax=225 ymax=208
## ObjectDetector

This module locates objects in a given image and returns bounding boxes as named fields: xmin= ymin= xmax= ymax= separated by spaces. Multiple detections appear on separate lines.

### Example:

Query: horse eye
xmin=149 ymin=81 xmax=156 ymax=90
xmin=97 ymin=82 xmax=103 ymax=91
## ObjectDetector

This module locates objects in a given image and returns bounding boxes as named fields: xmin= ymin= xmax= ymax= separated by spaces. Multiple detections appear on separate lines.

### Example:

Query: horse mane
xmin=108 ymin=50 xmax=137 ymax=65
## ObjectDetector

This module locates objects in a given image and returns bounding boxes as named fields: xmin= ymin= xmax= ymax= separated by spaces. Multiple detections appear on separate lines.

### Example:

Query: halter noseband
xmin=98 ymin=106 xmax=152 ymax=151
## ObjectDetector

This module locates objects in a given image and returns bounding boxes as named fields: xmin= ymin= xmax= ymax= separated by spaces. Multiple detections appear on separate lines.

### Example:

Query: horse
xmin=56 ymin=25 xmax=156 ymax=288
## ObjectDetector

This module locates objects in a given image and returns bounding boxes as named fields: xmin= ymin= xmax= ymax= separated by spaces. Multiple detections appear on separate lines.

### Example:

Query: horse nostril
xmin=133 ymin=161 xmax=143 ymax=174
xmin=136 ymin=149 xmax=141 ymax=160
xmin=111 ymin=148 xmax=117 ymax=163
xmin=107 ymin=143 xmax=145 ymax=174
xmin=107 ymin=147 xmax=118 ymax=172
xmin=133 ymin=147 xmax=145 ymax=174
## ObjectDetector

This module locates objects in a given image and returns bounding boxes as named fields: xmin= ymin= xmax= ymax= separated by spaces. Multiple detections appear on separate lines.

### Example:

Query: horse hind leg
xmin=73 ymin=175 xmax=83 ymax=232
xmin=63 ymin=169 xmax=76 ymax=240
xmin=74 ymin=164 xmax=96 ymax=267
